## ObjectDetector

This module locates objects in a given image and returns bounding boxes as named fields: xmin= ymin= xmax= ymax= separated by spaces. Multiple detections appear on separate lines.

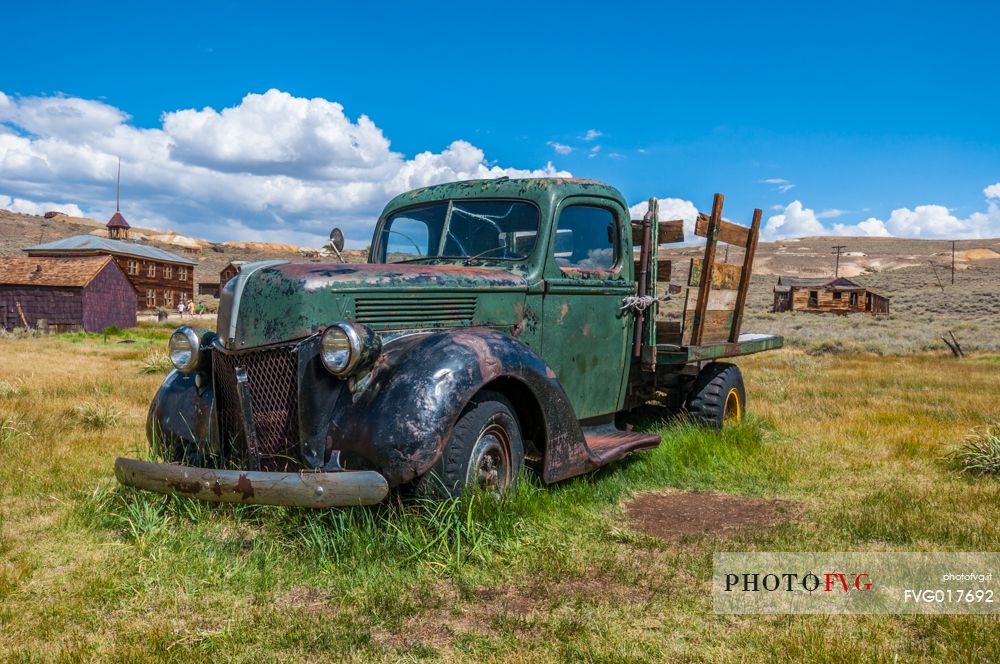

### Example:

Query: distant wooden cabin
xmin=0 ymin=256 xmax=137 ymax=332
xmin=773 ymin=276 xmax=889 ymax=315
xmin=25 ymin=214 xmax=198 ymax=311
xmin=198 ymin=261 xmax=245 ymax=298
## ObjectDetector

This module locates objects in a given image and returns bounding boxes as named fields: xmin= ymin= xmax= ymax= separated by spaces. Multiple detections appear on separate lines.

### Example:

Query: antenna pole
xmin=116 ymin=158 xmax=121 ymax=211
xmin=831 ymin=245 xmax=847 ymax=278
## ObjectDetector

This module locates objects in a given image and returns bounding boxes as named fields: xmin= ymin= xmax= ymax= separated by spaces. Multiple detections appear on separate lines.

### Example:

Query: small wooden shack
xmin=0 ymin=256 xmax=137 ymax=332
xmin=773 ymin=276 xmax=889 ymax=315
xmin=199 ymin=261 xmax=245 ymax=298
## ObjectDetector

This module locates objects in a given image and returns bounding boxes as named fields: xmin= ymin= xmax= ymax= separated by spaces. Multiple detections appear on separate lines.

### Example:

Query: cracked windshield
xmin=380 ymin=200 xmax=539 ymax=263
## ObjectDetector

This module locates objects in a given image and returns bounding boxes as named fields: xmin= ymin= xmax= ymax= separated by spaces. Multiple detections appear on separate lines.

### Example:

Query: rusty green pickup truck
xmin=115 ymin=177 xmax=782 ymax=507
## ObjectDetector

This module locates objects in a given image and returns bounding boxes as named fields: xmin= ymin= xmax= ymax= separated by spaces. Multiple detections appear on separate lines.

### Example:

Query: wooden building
xmin=25 ymin=214 xmax=198 ymax=311
xmin=198 ymin=261 xmax=245 ymax=298
xmin=773 ymin=276 xmax=890 ymax=315
xmin=0 ymin=256 xmax=137 ymax=332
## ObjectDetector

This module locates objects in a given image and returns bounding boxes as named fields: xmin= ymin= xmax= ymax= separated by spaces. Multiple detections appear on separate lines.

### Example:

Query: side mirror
xmin=329 ymin=228 xmax=345 ymax=253
xmin=327 ymin=227 xmax=346 ymax=262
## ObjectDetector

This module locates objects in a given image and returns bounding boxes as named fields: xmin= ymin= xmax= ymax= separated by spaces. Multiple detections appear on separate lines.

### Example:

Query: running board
xmin=582 ymin=425 xmax=661 ymax=466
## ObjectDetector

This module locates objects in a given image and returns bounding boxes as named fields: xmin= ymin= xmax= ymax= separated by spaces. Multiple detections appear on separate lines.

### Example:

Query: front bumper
xmin=114 ymin=457 xmax=389 ymax=508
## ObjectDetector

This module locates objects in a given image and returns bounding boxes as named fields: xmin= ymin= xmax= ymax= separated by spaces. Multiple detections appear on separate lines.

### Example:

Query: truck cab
xmin=116 ymin=177 xmax=781 ymax=508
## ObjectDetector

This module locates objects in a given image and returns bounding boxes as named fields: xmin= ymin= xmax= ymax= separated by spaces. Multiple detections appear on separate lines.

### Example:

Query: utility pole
xmin=831 ymin=245 xmax=847 ymax=278
xmin=951 ymin=240 xmax=955 ymax=285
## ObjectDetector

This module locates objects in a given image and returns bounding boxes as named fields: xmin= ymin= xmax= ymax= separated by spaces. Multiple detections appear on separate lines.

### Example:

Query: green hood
xmin=217 ymin=261 xmax=529 ymax=349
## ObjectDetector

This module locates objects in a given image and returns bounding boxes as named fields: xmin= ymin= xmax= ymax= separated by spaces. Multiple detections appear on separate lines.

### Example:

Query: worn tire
xmin=685 ymin=362 xmax=745 ymax=428
xmin=415 ymin=391 xmax=524 ymax=499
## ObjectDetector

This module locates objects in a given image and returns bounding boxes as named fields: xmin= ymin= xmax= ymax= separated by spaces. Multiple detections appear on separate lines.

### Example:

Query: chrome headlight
xmin=168 ymin=326 xmax=201 ymax=373
xmin=320 ymin=323 xmax=380 ymax=377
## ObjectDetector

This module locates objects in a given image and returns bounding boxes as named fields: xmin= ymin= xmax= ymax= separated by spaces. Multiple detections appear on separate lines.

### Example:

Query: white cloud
xmin=0 ymin=195 xmax=84 ymax=218
xmin=816 ymin=208 xmax=848 ymax=219
xmin=0 ymin=89 xmax=570 ymax=246
xmin=608 ymin=152 xmax=625 ymax=160
xmin=762 ymin=200 xmax=824 ymax=240
xmin=547 ymin=141 xmax=573 ymax=155
xmin=583 ymin=129 xmax=602 ymax=142
xmin=761 ymin=178 xmax=796 ymax=193
xmin=628 ymin=197 xmax=700 ymax=240
xmin=984 ymin=181 xmax=1000 ymax=199
xmin=832 ymin=217 xmax=891 ymax=237
xmin=588 ymin=145 xmax=601 ymax=158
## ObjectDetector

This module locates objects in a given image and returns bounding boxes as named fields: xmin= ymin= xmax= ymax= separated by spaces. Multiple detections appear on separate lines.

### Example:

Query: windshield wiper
xmin=463 ymin=244 xmax=509 ymax=265
xmin=392 ymin=255 xmax=468 ymax=264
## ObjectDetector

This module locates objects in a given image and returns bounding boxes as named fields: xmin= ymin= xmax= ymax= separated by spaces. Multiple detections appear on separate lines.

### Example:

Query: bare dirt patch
xmin=624 ymin=490 xmax=801 ymax=539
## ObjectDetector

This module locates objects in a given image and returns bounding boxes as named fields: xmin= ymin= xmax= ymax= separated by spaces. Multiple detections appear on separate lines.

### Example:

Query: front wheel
xmin=415 ymin=391 xmax=524 ymax=498
xmin=685 ymin=363 xmax=746 ymax=428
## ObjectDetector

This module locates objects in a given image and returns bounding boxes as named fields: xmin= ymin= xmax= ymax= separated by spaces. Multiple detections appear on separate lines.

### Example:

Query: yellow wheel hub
xmin=723 ymin=388 xmax=742 ymax=425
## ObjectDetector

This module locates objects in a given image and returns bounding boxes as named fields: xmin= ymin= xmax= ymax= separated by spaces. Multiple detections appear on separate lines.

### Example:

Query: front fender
xmin=146 ymin=369 xmax=220 ymax=465
xmin=326 ymin=327 xmax=586 ymax=487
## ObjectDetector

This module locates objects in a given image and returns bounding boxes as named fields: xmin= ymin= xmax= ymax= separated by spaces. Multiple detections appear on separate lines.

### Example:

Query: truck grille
xmin=354 ymin=296 xmax=477 ymax=328
xmin=213 ymin=345 xmax=300 ymax=471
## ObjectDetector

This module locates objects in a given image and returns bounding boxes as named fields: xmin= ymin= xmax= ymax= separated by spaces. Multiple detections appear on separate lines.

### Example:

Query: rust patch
xmin=211 ymin=479 xmax=223 ymax=497
xmin=625 ymin=491 xmax=801 ymax=539
xmin=168 ymin=480 xmax=202 ymax=495
xmin=582 ymin=324 xmax=589 ymax=337
xmin=558 ymin=302 xmax=569 ymax=322
xmin=236 ymin=474 xmax=255 ymax=501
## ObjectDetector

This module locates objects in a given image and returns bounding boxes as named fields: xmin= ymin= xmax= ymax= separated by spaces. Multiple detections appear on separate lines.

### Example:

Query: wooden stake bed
xmin=633 ymin=193 xmax=783 ymax=369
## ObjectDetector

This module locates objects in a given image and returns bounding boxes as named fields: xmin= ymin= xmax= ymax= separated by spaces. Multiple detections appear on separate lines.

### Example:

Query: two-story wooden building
xmin=24 ymin=213 xmax=198 ymax=311
xmin=773 ymin=276 xmax=890 ymax=315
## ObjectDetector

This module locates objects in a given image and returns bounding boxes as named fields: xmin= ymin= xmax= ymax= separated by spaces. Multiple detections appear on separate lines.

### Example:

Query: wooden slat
xmin=658 ymin=220 xmax=684 ymax=244
xmin=729 ymin=208 xmax=761 ymax=342
xmin=682 ymin=308 xmax=735 ymax=345
xmin=687 ymin=258 xmax=742 ymax=289
xmin=656 ymin=320 xmax=682 ymax=346
xmin=634 ymin=258 xmax=671 ymax=281
xmin=695 ymin=212 xmax=750 ymax=247
xmin=684 ymin=287 xmax=739 ymax=311
xmin=632 ymin=219 xmax=685 ymax=245
xmin=691 ymin=194 xmax=723 ymax=345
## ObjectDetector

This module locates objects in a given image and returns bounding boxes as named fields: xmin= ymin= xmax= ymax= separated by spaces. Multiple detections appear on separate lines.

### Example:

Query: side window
xmin=553 ymin=205 xmax=618 ymax=271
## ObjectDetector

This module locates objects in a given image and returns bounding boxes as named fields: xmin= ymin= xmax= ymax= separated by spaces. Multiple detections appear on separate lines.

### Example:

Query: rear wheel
xmin=415 ymin=391 xmax=524 ymax=498
xmin=685 ymin=363 xmax=745 ymax=428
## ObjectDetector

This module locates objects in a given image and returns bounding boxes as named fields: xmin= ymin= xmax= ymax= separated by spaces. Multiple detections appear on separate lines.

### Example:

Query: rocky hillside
xmin=0 ymin=209 xmax=368 ymax=285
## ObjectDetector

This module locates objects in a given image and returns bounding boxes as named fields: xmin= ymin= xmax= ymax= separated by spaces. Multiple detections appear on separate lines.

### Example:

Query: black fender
xmin=325 ymin=327 xmax=587 ymax=487
xmin=146 ymin=369 xmax=220 ymax=465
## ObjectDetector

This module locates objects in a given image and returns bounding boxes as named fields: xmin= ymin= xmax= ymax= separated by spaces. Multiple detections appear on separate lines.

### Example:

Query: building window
xmin=832 ymin=291 xmax=842 ymax=300
xmin=178 ymin=267 xmax=187 ymax=281
xmin=147 ymin=262 xmax=156 ymax=277
xmin=164 ymin=290 xmax=174 ymax=307
xmin=164 ymin=265 xmax=173 ymax=279
xmin=127 ymin=259 xmax=139 ymax=275
xmin=849 ymin=292 xmax=859 ymax=307
xmin=146 ymin=289 xmax=156 ymax=307
xmin=808 ymin=290 xmax=818 ymax=307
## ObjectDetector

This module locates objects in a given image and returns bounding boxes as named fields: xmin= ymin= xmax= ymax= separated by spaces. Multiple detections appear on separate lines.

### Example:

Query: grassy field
xmin=1 ymin=329 xmax=999 ymax=662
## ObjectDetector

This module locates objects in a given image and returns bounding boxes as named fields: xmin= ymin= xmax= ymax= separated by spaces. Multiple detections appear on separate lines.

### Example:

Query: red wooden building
xmin=25 ymin=213 xmax=198 ymax=311
xmin=0 ymin=256 xmax=137 ymax=332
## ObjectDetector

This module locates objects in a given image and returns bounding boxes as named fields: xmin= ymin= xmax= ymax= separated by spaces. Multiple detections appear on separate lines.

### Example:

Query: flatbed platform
xmin=655 ymin=333 xmax=783 ymax=365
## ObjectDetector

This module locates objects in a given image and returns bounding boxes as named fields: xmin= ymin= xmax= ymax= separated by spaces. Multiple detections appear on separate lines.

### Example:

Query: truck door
xmin=541 ymin=198 xmax=632 ymax=419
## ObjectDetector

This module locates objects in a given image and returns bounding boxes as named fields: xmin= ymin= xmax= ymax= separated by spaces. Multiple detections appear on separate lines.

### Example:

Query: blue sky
xmin=1 ymin=1 xmax=998 ymax=246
